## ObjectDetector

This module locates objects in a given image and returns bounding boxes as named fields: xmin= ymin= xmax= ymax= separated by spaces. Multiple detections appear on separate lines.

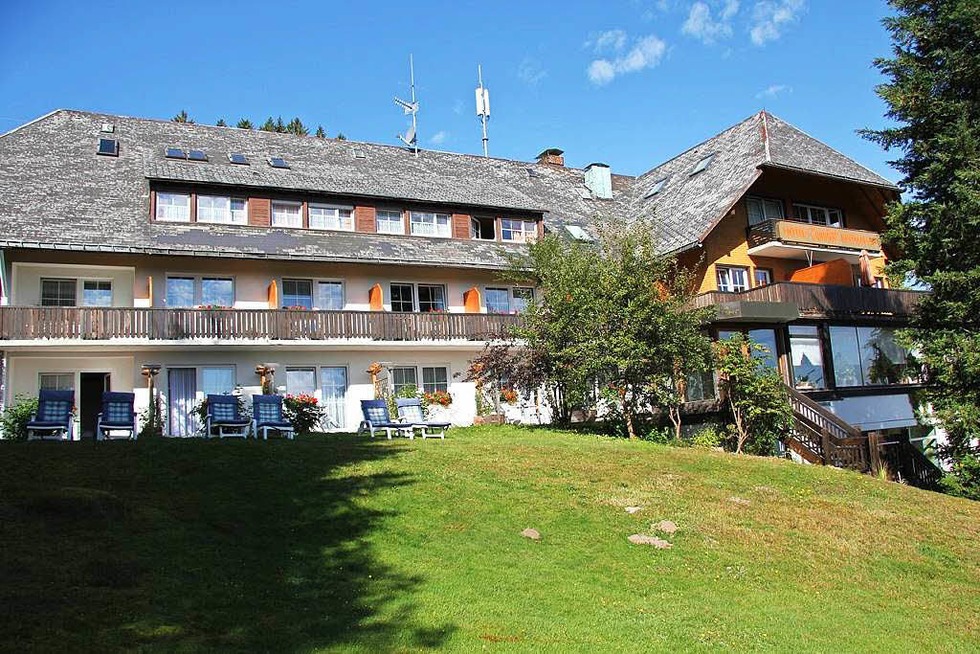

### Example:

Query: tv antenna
xmin=394 ymin=54 xmax=419 ymax=156
xmin=475 ymin=64 xmax=490 ymax=158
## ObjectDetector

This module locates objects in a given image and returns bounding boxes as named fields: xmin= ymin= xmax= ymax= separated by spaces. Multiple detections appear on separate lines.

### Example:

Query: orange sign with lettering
xmin=775 ymin=221 xmax=881 ymax=251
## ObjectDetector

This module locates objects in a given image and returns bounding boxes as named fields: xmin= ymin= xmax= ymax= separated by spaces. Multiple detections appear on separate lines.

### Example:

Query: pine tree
xmin=286 ymin=117 xmax=309 ymax=136
xmin=863 ymin=0 xmax=980 ymax=498
xmin=336 ymin=132 xmax=347 ymax=141
xmin=236 ymin=118 xmax=253 ymax=130
xmin=172 ymin=110 xmax=194 ymax=124
xmin=315 ymin=125 xmax=326 ymax=138
xmin=260 ymin=117 xmax=278 ymax=132
xmin=215 ymin=118 xmax=227 ymax=127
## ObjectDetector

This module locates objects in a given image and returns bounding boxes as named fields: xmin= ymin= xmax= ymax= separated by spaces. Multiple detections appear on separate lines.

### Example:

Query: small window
xmin=716 ymin=266 xmax=749 ymax=292
xmin=309 ymin=204 xmax=354 ymax=231
xmin=82 ymin=280 xmax=112 ymax=307
xmin=410 ymin=212 xmax=451 ymax=238
xmin=471 ymin=216 xmax=496 ymax=240
xmin=644 ymin=177 xmax=668 ymax=198
xmin=317 ymin=281 xmax=344 ymax=310
xmin=165 ymin=147 xmax=187 ymax=159
xmin=156 ymin=192 xmax=191 ymax=222
xmin=187 ymin=149 xmax=207 ymax=162
xmin=485 ymin=288 xmax=510 ymax=314
xmin=40 ymin=278 xmax=76 ymax=307
xmin=271 ymin=201 xmax=302 ymax=228
xmin=746 ymin=196 xmax=785 ymax=225
xmin=511 ymin=287 xmax=534 ymax=313
xmin=97 ymin=138 xmax=118 ymax=156
xmin=390 ymin=283 xmax=415 ymax=313
xmin=376 ymin=209 xmax=405 ymax=235
xmin=390 ymin=367 xmax=418 ymax=395
xmin=422 ymin=366 xmax=449 ymax=394
xmin=754 ymin=269 xmax=772 ymax=287
xmin=417 ymin=284 xmax=446 ymax=313
xmin=228 ymin=153 xmax=249 ymax=165
xmin=564 ymin=225 xmax=593 ymax=242
xmin=285 ymin=367 xmax=317 ymax=396
xmin=691 ymin=153 xmax=716 ymax=175
xmin=501 ymin=219 xmax=537 ymax=243
xmin=269 ymin=157 xmax=290 ymax=169
xmin=794 ymin=203 xmax=843 ymax=228
xmin=39 ymin=372 xmax=74 ymax=391
xmin=281 ymin=279 xmax=313 ymax=309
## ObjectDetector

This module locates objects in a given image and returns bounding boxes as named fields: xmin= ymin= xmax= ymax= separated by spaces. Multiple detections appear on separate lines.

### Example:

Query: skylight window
xmin=564 ymin=225 xmax=594 ymax=241
xmin=228 ymin=153 xmax=249 ymax=165
xmin=97 ymin=138 xmax=118 ymax=157
xmin=187 ymin=149 xmax=208 ymax=162
xmin=269 ymin=157 xmax=290 ymax=169
xmin=577 ymin=187 xmax=592 ymax=200
xmin=644 ymin=177 xmax=668 ymax=198
xmin=165 ymin=147 xmax=187 ymax=159
xmin=691 ymin=153 xmax=716 ymax=175
xmin=526 ymin=167 xmax=540 ymax=179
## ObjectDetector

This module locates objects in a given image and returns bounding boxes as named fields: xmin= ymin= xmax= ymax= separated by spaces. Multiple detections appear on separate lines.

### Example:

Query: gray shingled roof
xmin=0 ymin=109 xmax=895 ymax=266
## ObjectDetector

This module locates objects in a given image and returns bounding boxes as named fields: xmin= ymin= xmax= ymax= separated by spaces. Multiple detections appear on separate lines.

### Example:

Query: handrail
xmin=785 ymin=384 xmax=862 ymax=440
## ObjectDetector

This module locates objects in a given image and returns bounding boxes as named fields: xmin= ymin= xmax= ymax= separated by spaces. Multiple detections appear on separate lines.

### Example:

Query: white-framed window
xmin=166 ymin=276 xmax=234 ymax=307
xmin=511 ymin=287 xmax=534 ymax=313
xmin=201 ymin=366 xmax=236 ymax=396
xmin=197 ymin=195 xmax=247 ymax=225
xmin=376 ymin=209 xmax=405 ymax=235
xmin=40 ymin=278 xmax=76 ymax=307
xmin=470 ymin=216 xmax=496 ymax=240
xmin=410 ymin=211 xmax=451 ymax=237
xmin=485 ymin=287 xmax=510 ymax=314
xmin=390 ymin=366 xmax=418 ymax=394
xmin=422 ymin=366 xmax=449 ymax=393
xmin=82 ymin=280 xmax=113 ymax=306
xmin=39 ymin=372 xmax=74 ymax=391
xmin=272 ymin=201 xmax=303 ymax=228
xmin=390 ymin=283 xmax=415 ymax=313
xmin=282 ymin=278 xmax=314 ymax=309
xmin=716 ymin=266 xmax=749 ymax=292
xmin=389 ymin=283 xmax=446 ymax=313
xmin=418 ymin=284 xmax=446 ymax=312
xmin=317 ymin=281 xmax=344 ymax=310
xmin=320 ymin=366 xmax=348 ymax=428
xmin=156 ymin=192 xmax=191 ymax=222
xmin=753 ymin=269 xmax=772 ymax=287
xmin=309 ymin=204 xmax=354 ymax=231
xmin=41 ymin=278 xmax=114 ymax=307
xmin=501 ymin=219 xmax=537 ymax=243
xmin=281 ymin=279 xmax=343 ymax=310
xmin=285 ymin=367 xmax=317 ymax=396
xmin=794 ymin=203 xmax=843 ymax=228
xmin=746 ymin=196 xmax=785 ymax=225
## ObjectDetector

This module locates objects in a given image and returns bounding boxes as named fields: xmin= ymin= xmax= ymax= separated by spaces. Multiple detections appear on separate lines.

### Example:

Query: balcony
xmin=690 ymin=282 xmax=926 ymax=321
xmin=0 ymin=307 xmax=521 ymax=343
xmin=747 ymin=220 xmax=882 ymax=261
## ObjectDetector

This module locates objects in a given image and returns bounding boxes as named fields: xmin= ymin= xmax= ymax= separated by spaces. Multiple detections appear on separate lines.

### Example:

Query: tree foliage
xmin=863 ymin=0 xmax=980 ymax=496
xmin=315 ymin=125 xmax=326 ymax=138
xmin=172 ymin=110 xmax=194 ymax=124
xmin=236 ymin=118 xmax=254 ymax=130
xmin=215 ymin=118 xmax=227 ymax=127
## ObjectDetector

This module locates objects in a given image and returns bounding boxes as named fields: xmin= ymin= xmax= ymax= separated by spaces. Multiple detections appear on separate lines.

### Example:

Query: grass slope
xmin=1 ymin=426 xmax=978 ymax=652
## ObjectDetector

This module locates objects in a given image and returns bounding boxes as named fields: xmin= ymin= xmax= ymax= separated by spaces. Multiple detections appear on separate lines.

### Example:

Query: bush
xmin=283 ymin=393 xmax=325 ymax=435
xmin=690 ymin=424 xmax=724 ymax=449
xmin=940 ymin=452 xmax=980 ymax=501
xmin=138 ymin=395 xmax=163 ymax=439
xmin=0 ymin=396 xmax=39 ymax=441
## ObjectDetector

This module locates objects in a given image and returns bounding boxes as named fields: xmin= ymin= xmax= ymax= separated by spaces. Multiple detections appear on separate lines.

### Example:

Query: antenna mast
xmin=394 ymin=54 xmax=419 ymax=156
xmin=475 ymin=64 xmax=491 ymax=158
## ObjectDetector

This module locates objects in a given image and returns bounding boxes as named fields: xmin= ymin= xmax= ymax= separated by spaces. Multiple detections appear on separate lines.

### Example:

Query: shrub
xmin=0 ymin=396 xmax=39 ymax=441
xmin=283 ymin=393 xmax=325 ymax=435
xmin=138 ymin=395 xmax=164 ymax=439
xmin=940 ymin=452 xmax=980 ymax=501
xmin=422 ymin=390 xmax=452 ymax=408
xmin=690 ymin=424 xmax=724 ymax=449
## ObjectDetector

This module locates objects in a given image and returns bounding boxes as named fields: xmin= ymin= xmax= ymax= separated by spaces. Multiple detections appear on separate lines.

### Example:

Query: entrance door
xmin=168 ymin=368 xmax=198 ymax=437
xmin=320 ymin=367 xmax=348 ymax=430
xmin=80 ymin=372 xmax=110 ymax=439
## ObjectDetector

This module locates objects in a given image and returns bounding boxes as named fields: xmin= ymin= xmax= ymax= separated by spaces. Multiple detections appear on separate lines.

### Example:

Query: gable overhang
xmin=760 ymin=162 xmax=899 ymax=193
xmin=695 ymin=167 xmax=765 ymax=244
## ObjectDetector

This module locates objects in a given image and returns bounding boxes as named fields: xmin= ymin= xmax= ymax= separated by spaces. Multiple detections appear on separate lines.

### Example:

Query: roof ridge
xmin=0 ymin=108 xmax=65 ymax=140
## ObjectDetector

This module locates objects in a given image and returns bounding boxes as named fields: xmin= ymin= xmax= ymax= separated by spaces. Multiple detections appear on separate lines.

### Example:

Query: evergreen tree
xmin=172 ymin=110 xmax=194 ymax=124
xmin=336 ymin=132 xmax=348 ymax=141
xmin=260 ymin=117 xmax=278 ymax=132
xmin=236 ymin=118 xmax=254 ymax=130
xmin=863 ymin=0 xmax=980 ymax=498
xmin=215 ymin=118 xmax=227 ymax=127
xmin=286 ymin=117 xmax=309 ymax=136
xmin=315 ymin=125 xmax=326 ymax=138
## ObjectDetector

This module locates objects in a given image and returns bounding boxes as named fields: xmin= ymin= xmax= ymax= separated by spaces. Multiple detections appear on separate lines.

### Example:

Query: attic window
xmin=691 ymin=153 xmax=716 ymax=175
xmin=577 ymin=187 xmax=592 ymax=200
xmin=644 ymin=177 xmax=668 ymax=198
xmin=228 ymin=153 xmax=249 ymax=165
xmin=565 ymin=225 xmax=594 ymax=242
xmin=269 ymin=157 xmax=290 ymax=169
xmin=187 ymin=149 xmax=208 ymax=162
xmin=165 ymin=147 xmax=187 ymax=159
xmin=97 ymin=138 xmax=118 ymax=157
xmin=350 ymin=148 xmax=366 ymax=159
xmin=526 ymin=167 xmax=539 ymax=179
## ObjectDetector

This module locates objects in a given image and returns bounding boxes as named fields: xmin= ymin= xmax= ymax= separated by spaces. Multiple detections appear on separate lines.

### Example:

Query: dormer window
xmin=691 ymin=153 xmax=716 ymax=175
xmin=644 ymin=177 xmax=668 ymax=198
xmin=156 ymin=192 xmax=191 ymax=222
xmin=501 ymin=219 xmax=537 ymax=243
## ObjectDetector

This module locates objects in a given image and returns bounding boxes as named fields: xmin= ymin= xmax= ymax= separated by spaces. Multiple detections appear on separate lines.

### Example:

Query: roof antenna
xmin=394 ymin=54 xmax=419 ymax=156
xmin=475 ymin=64 xmax=491 ymax=158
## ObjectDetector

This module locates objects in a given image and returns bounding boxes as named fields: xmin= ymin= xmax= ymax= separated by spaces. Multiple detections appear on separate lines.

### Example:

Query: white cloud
xmin=588 ymin=34 xmax=667 ymax=86
xmin=749 ymin=0 xmax=805 ymax=46
xmin=517 ymin=57 xmax=547 ymax=86
xmin=587 ymin=29 xmax=628 ymax=52
xmin=682 ymin=1 xmax=740 ymax=45
xmin=452 ymin=99 xmax=464 ymax=115
xmin=429 ymin=131 xmax=448 ymax=146
xmin=755 ymin=83 xmax=791 ymax=99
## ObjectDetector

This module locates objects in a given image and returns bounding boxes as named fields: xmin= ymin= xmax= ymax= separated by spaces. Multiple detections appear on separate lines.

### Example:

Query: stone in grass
xmin=625 ymin=506 xmax=643 ymax=514
xmin=728 ymin=496 xmax=751 ymax=506
xmin=521 ymin=528 xmax=541 ymax=541
xmin=628 ymin=533 xmax=672 ymax=549
xmin=656 ymin=520 xmax=677 ymax=535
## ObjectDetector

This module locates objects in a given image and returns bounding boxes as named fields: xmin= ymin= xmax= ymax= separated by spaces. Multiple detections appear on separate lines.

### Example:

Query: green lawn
xmin=1 ymin=427 xmax=978 ymax=652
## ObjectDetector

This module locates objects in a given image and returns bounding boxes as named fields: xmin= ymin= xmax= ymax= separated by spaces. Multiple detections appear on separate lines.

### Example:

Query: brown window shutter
xmin=369 ymin=283 xmax=384 ymax=311
xmin=463 ymin=287 xmax=481 ymax=313
xmin=249 ymin=198 xmax=271 ymax=227
xmin=452 ymin=213 xmax=470 ymax=239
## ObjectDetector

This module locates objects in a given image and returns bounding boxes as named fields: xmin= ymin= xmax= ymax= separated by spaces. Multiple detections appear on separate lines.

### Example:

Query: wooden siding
xmin=689 ymin=282 xmax=925 ymax=319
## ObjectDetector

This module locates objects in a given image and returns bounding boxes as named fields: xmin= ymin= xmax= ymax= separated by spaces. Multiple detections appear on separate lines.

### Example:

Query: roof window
xmin=565 ymin=225 xmax=594 ymax=241
xmin=187 ymin=149 xmax=208 ymax=162
xmin=691 ymin=153 xmax=716 ymax=175
xmin=165 ymin=147 xmax=187 ymax=159
xmin=97 ymin=138 xmax=118 ymax=157
xmin=228 ymin=153 xmax=249 ymax=165
xmin=269 ymin=157 xmax=290 ymax=169
xmin=644 ymin=177 xmax=668 ymax=198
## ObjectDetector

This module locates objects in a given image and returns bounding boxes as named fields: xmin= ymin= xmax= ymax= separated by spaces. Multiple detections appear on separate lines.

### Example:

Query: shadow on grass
xmin=0 ymin=435 xmax=452 ymax=652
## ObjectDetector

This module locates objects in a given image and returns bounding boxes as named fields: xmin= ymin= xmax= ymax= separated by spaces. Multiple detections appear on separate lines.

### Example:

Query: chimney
xmin=584 ymin=162 xmax=613 ymax=199
xmin=536 ymin=148 xmax=564 ymax=167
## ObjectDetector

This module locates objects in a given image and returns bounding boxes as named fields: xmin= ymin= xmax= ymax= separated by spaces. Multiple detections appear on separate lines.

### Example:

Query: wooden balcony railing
xmin=0 ymin=307 xmax=521 ymax=343
xmin=690 ymin=282 xmax=926 ymax=319
xmin=747 ymin=219 xmax=882 ymax=252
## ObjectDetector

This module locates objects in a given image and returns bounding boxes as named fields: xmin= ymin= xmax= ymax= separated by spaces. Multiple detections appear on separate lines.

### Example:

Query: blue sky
xmin=1 ymin=0 xmax=899 ymax=180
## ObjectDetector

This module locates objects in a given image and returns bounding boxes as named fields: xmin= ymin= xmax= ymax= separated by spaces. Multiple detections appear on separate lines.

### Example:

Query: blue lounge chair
xmin=205 ymin=394 xmax=251 ymax=438
xmin=252 ymin=394 xmax=294 ymax=440
xmin=96 ymin=391 xmax=137 ymax=440
xmin=396 ymin=397 xmax=450 ymax=439
xmin=26 ymin=389 xmax=75 ymax=441
xmin=357 ymin=399 xmax=415 ymax=439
